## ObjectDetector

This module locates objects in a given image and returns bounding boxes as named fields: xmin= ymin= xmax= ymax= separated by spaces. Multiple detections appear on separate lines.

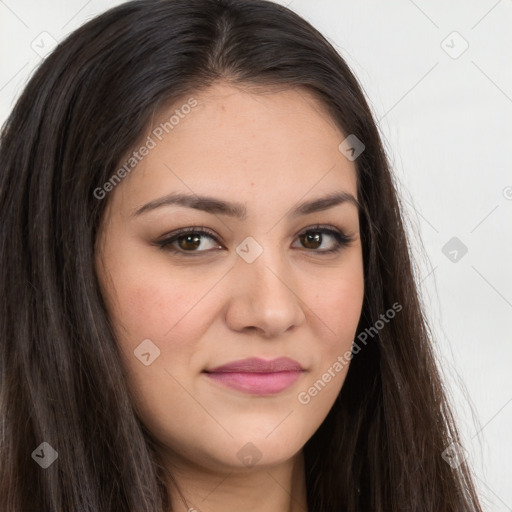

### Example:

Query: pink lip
xmin=203 ymin=357 xmax=304 ymax=395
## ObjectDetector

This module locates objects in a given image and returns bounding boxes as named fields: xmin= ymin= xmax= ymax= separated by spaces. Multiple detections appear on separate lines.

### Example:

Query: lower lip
xmin=204 ymin=370 xmax=303 ymax=395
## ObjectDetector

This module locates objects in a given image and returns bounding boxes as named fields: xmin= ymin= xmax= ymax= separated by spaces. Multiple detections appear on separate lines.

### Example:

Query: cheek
xmin=295 ymin=271 xmax=364 ymax=417
xmin=106 ymin=269 xmax=212 ymax=427
xmin=101 ymin=236 xmax=202 ymax=336
xmin=313 ymin=266 xmax=365 ymax=346
xmin=99 ymin=249 xmax=209 ymax=372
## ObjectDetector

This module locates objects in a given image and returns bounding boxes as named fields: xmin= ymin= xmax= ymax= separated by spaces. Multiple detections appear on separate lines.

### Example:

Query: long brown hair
xmin=0 ymin=0 xmax=483 ymax=510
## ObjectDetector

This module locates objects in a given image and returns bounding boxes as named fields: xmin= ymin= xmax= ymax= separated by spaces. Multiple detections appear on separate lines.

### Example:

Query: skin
xmin=95 ymin=82 xmax=365 ymax=512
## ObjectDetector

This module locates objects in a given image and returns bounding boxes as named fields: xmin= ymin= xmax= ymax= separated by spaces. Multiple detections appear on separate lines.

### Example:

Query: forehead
xmin=107 ymin=82 xmax=358 ymax=216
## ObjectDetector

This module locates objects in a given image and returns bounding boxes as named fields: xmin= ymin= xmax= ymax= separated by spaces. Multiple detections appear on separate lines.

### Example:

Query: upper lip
xmin=205 ymin=357 xmax=304 ymax=373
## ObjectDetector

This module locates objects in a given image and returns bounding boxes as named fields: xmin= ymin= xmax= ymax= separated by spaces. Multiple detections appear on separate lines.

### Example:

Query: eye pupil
xmin=179 ymin=234 xmax=201 ymax=250
xmin=302 ymin=232 xmax=321 ymax=249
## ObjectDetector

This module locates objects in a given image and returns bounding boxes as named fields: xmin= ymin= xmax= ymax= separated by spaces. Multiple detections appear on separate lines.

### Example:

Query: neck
xmin=163 ymin=449 xmax=308 ymax=512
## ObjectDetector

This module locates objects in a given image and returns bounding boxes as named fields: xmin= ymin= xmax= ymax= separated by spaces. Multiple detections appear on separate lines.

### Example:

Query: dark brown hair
xmin=0 ymin=0 xmax=482 ymax=510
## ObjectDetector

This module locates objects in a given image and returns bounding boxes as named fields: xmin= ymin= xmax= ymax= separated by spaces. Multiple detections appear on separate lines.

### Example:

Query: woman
xmin=0 ymin=0 xmax=483 ymax=510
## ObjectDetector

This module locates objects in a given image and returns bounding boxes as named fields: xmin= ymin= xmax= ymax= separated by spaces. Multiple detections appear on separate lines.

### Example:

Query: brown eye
xmin=177 ymin=234 xmax=203 ymax=251
xmin=157 ymin=227 xmax=222 ymax=254
xmin=293 ymin=227 xmax=353 ymax=253
xmin=300 ymin=232 xmax=322 ymax=249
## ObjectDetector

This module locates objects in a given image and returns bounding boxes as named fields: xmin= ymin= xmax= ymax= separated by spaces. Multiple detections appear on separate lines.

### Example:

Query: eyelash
xmin=155 ymin=224 xmax=355 ymax=257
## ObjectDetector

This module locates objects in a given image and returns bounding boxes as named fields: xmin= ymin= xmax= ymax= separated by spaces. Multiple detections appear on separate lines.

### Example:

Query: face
xmin=95 ymin=82 xmax=364 ymax=474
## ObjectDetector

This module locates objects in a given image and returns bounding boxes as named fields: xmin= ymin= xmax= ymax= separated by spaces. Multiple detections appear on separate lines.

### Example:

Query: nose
xmin=224 ymin=243 xmax=306 ymax=338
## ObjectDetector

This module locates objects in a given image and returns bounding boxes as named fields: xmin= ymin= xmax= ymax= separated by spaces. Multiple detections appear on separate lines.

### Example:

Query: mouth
xmin=203 ymin=357 xmax=305 ymax=395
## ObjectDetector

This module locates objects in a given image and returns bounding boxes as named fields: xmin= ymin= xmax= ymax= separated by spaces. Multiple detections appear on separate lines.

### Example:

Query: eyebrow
xmin=132 ymin=190 xmax=360 ymax=219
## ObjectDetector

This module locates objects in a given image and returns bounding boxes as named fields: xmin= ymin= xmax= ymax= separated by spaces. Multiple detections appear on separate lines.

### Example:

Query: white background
xmin=1 ymin=1 xmax=511 ymax=510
